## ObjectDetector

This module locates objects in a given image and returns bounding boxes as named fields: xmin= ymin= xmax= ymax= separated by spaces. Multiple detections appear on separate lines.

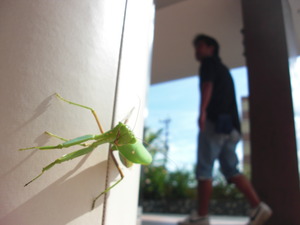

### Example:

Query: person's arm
xmin=199 ymin=81 xmax=213 ymax=131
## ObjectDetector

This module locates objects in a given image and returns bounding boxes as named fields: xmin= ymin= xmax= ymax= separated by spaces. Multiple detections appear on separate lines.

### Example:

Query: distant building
xmin=241 ymin=97 xmax=251 ymax=177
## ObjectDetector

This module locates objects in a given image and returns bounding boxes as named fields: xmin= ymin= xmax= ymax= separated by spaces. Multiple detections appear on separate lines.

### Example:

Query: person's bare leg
xmin=197 ymin=179 xmax=213 ymax=216
xmin=228 ymin=174 xmax=260 ymax=208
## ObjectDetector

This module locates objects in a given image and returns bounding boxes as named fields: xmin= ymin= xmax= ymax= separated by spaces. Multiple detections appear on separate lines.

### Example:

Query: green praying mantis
xmin=19 ymin=93 xmax=152 ymax=210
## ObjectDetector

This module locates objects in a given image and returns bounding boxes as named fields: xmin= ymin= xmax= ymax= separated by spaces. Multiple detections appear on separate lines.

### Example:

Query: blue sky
xmin=145 ymin=67 xmax=249 ymax=171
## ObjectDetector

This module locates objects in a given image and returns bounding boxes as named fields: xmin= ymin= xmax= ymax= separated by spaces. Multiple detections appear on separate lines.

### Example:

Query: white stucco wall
xmin=0 ymin=0 xmax=154 ymax=225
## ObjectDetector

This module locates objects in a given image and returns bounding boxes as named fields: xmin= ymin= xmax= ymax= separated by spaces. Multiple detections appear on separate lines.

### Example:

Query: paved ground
xmin=141 ymin=214 xmax=248 ymax=225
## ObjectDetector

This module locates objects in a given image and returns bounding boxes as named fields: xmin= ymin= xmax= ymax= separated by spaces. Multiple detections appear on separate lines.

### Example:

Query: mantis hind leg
xmin=24 ymin=143 xmax=98 ymax=186
xmin=19 ymin=134 xmax=97 ymax=151
xmin=44 ymin=131 xmax=90 ymax=147
xmin=55 ymin=93 xmax=104 ymax=134
xmin=91 ymin=150 xmax=125 ymax=210
xmin=44 ymin=131 xmax=68 ymax=142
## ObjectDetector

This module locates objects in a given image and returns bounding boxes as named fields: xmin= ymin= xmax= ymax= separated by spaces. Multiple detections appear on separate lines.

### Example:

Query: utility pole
xmin=160 ymin=117 xmax=171 ymax=167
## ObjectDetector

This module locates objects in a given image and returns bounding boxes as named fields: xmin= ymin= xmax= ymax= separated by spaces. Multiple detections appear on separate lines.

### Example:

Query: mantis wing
xmin=115 ymin=142 xmax=152 ymax=165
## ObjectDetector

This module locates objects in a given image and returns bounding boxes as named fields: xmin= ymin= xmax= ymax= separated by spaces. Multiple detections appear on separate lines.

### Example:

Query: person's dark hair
xmin=193 ymin=34 xmax=219 ymax=56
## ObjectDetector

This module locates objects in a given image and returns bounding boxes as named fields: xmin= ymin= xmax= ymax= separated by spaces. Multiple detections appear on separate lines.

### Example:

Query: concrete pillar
xmin=103 ymin=0 xmax=155 ymax=224
xmin=0 ymin=0 xmax=154 ymax=224
xmin=241 ymin=0 xmax=300 ymax=224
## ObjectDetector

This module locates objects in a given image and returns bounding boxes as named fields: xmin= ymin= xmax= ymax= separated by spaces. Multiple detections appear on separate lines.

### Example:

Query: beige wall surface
xmin=0 ymin=0 xmax=153 ymax=225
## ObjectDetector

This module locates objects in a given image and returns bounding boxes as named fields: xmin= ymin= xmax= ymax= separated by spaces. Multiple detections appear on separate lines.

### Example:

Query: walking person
xmin=178 ymin=34 xmax=272 ymax=225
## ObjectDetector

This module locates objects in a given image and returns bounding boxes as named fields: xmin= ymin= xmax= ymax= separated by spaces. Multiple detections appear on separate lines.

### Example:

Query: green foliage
xmin=212 ymin=182 xmax=245 ymax=200
xmin=140 ymin=126 xmax=196 ymax=200
xmin=140 ymin=166 xmax=168 ymax=199
xmin=140 ymin=165 xmax=196 ymax=200
xmin=211 ymin=171 xmax=245 ymax=200
xmin=165 ymin=169 xmax=197 ymax=199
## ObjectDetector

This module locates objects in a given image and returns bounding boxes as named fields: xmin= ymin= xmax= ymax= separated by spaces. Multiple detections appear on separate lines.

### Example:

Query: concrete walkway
xmin=141 ymin=214 xmax=248 ymax=225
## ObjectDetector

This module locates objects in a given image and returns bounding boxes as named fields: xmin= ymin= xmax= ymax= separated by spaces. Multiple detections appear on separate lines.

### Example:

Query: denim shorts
xmin=196 ymin=120 xmax=241 ymax=180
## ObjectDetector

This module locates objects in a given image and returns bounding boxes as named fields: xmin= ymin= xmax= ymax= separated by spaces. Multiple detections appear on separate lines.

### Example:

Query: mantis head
xmin=111 ymin=123 xmax=152 ymax=167
xmin=115 ymin=122 xmax=137 ymax=145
